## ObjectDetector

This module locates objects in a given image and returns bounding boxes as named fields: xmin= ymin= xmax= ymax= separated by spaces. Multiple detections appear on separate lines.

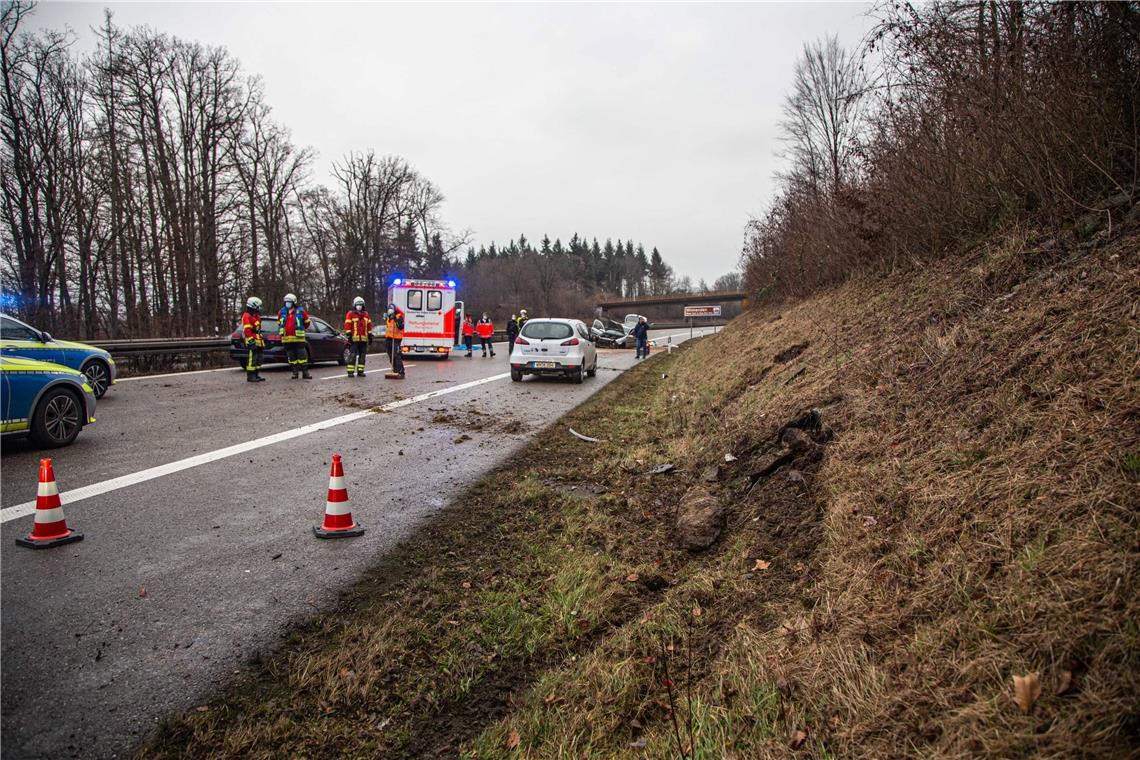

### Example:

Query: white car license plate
xmin=533 ymin=361 xmax=557 ymax=369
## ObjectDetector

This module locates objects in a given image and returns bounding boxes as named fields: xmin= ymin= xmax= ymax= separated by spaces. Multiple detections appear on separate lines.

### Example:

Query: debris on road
xmin=724 ymin=453 xmax=737 ymax=463
xmin=646 ymin=463 xmax=675 ymax=475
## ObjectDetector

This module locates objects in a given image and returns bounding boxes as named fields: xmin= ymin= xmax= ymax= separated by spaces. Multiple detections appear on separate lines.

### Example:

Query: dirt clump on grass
xmin=140 ymin=226 xmax=1137 ymax=759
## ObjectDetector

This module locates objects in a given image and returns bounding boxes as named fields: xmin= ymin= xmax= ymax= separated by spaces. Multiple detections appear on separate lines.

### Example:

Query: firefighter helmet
xmin=284 ymin=293 xmax=297 ymax=304
xmin=246 ymin=296 xmax=262 ymax=310
xmin=353 ymin=296 xmax=365 ymax=308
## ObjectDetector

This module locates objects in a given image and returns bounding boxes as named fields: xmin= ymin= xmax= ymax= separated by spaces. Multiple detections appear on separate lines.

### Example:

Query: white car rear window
xmin=521 ymin=322 xmax=573 ymax=340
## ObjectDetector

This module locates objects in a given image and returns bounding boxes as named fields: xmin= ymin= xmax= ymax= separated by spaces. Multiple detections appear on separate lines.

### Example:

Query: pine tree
xmin=648 ymin=247 xmax=672 ymax=295
xmin=540 ymin=234 xmax=552 ymax=254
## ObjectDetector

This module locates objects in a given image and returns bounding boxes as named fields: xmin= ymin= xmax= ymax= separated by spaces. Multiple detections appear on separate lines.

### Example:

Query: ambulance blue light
xmin=392 ymin=278 xmax=402 ymax=286
xmin=447 ymin=280 xmax=456 ymax=288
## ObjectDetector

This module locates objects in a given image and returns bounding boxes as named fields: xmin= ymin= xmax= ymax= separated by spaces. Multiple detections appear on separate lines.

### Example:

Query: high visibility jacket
xmin=515 ymin=316 xmax=528 ymax=332
xmin=242 ymin=311 xmax=264 ymax=348
xmin=462 ymin=320 xmax=474 ymax=337
xmin=476 ymin=319 xmax=494 ymax=339
xmin=278 ymin=306 xmax=310 ymax=343
xmin=344 ymin=309 xmax=372 ymax=342
xmin=386 ymin=310 xmax=405 ymax=340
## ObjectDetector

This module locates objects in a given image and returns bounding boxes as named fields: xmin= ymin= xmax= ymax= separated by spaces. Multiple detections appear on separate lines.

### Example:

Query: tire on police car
xmin=30 ymin=386 xmax=84 ymax=448
xmin=81 ymin=358 xmax=112 ymax=399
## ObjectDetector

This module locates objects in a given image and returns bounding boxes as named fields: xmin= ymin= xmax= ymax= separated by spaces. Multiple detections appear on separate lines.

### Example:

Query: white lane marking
xmin=116 ymin=366 xmax=240 ymax=382
xmin=318 ymin=363 xmax=417 ymax=381
xmin=320 ymin=367 xmax=390 ymax=380
xmin=1 ymin=371 xmax=510 ymax=523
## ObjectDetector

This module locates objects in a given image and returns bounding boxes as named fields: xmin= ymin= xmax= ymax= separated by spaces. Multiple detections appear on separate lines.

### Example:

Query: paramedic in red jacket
xmin=476 ymin=313 xmax=495 ymax=357
xmin=343 ymin=296 xmax=372 ymax=377
xmin=461 ymin=315 xmax=475 ymax=357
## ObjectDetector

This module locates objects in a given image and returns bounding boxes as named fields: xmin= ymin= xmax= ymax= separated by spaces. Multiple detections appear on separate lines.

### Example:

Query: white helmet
xmin=520 ymin=309 xmax=528 ymax=316
xmin=353 ymin=296 xmax=365 ymax=308
xmin=284 ymin=293 xmax=297 ymax=304
xmin=246 ymin=296 xmax=262 ymax=310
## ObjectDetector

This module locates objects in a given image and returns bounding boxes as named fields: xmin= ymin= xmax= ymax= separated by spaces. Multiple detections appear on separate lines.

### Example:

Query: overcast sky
xmin=29 ymin=2 xmax=873 ymax=285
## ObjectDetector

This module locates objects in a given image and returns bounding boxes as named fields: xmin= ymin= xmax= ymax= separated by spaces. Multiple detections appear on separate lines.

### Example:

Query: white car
xmin=510 ymin=318 xmax=598 ymax=383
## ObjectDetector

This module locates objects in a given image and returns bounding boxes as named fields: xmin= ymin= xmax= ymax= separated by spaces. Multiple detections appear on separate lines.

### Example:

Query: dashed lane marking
xmin=0 ymin=372 xmax=511 ymax=524
xmin=116 ymin=366 xmax=241 ymax=382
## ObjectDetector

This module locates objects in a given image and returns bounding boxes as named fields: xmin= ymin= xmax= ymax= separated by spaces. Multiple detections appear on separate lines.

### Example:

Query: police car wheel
xmin=31 ymin=387 xmax=84 ymax=448
xmin=82 ymin=359 xmax=111 ymax=399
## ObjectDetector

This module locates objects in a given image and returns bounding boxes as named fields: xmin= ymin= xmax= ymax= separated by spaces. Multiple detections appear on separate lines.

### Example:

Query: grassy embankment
xmin=143 ymin=227 xmax=1138 ymax=759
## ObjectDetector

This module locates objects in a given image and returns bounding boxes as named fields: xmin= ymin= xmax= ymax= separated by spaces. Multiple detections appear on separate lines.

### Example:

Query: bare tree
xmin=779 ymin=35 xmax=868 ymax=196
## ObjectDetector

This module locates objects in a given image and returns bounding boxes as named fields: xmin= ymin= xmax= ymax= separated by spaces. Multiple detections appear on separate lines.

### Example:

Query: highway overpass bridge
xmin=596 ymin=290 xmax=748 ymax=314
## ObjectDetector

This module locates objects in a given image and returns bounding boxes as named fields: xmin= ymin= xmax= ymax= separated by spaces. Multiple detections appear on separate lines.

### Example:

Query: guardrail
xmin=91 ymin=337 xmax=232 ymax=356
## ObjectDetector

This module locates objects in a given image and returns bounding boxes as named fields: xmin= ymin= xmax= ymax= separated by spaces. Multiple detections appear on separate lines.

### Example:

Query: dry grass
xmin=141 ymin=225 xmax=1138 ymax=759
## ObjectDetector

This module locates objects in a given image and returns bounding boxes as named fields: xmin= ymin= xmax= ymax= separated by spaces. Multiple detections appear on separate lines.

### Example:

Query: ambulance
xmin=387 ymin=278 xmax=463 ymax=358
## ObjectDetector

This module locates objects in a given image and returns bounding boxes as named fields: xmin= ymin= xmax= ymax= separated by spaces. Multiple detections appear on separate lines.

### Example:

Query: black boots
xmin=247 ymin=372 xmax=266 ymax=383
xmin=302 ymin=368 xmax=312 ymax=380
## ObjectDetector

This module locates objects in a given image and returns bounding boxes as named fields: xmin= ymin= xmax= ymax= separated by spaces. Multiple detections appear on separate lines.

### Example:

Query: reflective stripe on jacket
xmin=344 ymin=310 xmax=372 ymax=342
xmin=242 ymin=311 xmax=265 ymax=348
xmin=278 ymin=306 xmax=310 ymax=343
xmin=386 ymin=310 xmax=405 ymax=340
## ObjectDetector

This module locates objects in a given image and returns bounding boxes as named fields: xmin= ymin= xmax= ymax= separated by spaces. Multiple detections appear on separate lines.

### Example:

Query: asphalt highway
xmin=0 ymin=328 xmax=713 ymax=759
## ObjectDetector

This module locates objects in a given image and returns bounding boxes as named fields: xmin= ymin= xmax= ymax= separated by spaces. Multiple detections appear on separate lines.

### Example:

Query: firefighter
xmin=461 ymin=315 xmax=475 ymax=357
xmin=385 ymin=303 xmax=405 ymax=378
xmin=242 ymin=296 xmax=266 ymax=383
xmin=506 ymin=313 xmax=519 ymax=354
xmin=279 ymin=293 xmax=312 ymax=379
xmin=476 ymin=313 xmax=495 ymax=357
xmin=515 ymin=309 xmax=529 ymax=334
xmin=344 ymin=296 xmax=372 ymax=377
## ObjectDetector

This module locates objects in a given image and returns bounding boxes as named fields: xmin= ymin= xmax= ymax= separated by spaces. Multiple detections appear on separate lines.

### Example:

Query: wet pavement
xmin=0 ymin=328 xmax=713 ymax=759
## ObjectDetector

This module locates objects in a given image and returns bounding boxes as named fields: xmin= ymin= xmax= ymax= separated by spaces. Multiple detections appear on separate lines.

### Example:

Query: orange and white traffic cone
xmin=313 ymin=453 xmax=365 ymax=539
xmin=16 ymin=458 xmax=84 ymax=549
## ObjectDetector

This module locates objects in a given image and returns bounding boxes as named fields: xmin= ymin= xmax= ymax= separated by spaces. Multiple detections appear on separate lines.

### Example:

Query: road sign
xmin=683 ymin=305 xmax=722 ymax=317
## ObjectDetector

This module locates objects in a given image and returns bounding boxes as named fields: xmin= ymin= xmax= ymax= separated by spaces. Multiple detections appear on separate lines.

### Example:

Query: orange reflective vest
xmin=344 ymin=310 xmax=372 ymax=342
xmin=242 ymin=311 xmax=264 ymax=348
xmin=386 ymin=310 xmax=404 ymax=340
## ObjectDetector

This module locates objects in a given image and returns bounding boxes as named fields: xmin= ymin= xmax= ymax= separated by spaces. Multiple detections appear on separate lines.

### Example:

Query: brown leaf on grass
xmin=1013 ymin=672 xmax=1042 ymax=714
xmin=692 ymin=605 xmax=702 ymax=617
xmin=544 ymin=692 xmax=560 ymax=705
xmin=1057 ymin=670 xmax=1074 ymax=696
xmin=461 ymin=581 xmax=471 ymax=589
xmin=626 ymin=573 xmax=640 ymax=583
xmin=789 ymin=728 xmax=809 ymax=749
xmin=506 ymin=729 xmax=521 ymax=750
xmin=194 ymin=705 xmax=209 ymax=712
xmin=753 ymin=559 xmax=771 ymax=571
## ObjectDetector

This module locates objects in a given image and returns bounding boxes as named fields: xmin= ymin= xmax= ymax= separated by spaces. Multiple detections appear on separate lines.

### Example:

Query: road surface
xmin=0 ymin=328 xmax=712 ymax=759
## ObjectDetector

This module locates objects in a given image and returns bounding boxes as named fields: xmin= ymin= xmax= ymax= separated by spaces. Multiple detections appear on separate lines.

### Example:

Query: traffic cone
xmin=16 ymin=458 xmax=83 ymax=549
xmin=313 ymin=454 xmax=365 ymax=539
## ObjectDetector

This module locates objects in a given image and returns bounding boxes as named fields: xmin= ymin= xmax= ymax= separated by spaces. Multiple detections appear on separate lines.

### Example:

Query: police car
xmin=1 ymin=355 xmax=97 ymax=447
xmin=0 ymin=313 xmax=117 ymax=398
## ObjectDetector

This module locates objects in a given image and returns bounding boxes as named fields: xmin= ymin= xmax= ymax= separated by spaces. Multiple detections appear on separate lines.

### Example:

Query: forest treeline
xmin=745 ymin=1 xmax=1139 ymax=300
xmin=0 ymin=2 xmax=468 ymax=337
xmin=0 ymin=3 xmax=712 ymax=339
xmin=459 ymin=233 xmax=741 ymax=319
